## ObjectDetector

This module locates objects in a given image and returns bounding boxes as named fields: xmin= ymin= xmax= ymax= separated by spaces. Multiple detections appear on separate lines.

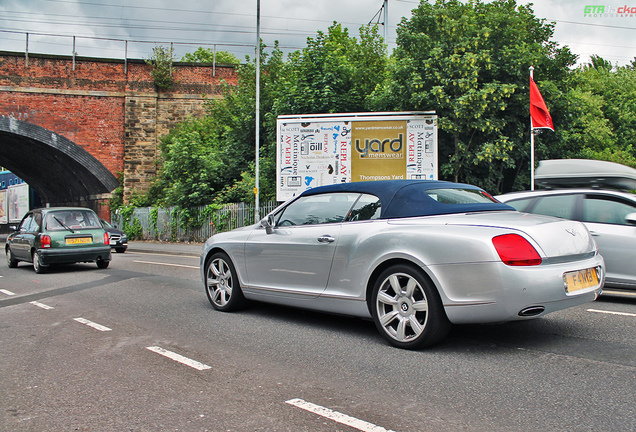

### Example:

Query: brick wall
xmin=0 ymin=52 xmax=237 ymax=205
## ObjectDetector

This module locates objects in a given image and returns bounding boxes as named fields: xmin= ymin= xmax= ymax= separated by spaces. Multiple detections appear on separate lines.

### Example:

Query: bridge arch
xmin=0 ymin=116 xmax=119 ymax=207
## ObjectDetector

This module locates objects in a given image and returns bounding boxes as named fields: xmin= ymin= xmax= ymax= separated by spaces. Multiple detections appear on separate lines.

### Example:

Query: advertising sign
xmin=8 ymin=183 xmax=29 ymax=223
xmin=276 ymin=112 xmax=437 ymax=201
xmin=0 ymin=189 xmax=7 ymax=224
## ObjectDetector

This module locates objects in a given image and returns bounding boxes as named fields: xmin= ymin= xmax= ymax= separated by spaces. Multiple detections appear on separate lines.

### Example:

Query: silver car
xmin=201 ymin=180 xmax=603 ymax=349
xmin=497 ymin=188 xmax=636 ymax=291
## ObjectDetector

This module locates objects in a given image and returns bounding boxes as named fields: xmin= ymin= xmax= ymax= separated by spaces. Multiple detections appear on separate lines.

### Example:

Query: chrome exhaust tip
xmin=518 ymin=306 xmax=545 ymax=317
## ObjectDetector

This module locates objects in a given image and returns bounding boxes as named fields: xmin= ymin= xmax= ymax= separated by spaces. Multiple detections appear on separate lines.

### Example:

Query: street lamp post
xmin=254 ymin=0 xmax=261 ymax=221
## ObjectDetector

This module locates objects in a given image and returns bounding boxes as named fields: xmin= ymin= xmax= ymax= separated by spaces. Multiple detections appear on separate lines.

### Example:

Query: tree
xmin=151 ymin=120 xmax=225 ymax=208
xmin=273 ymin=23 xmax=387 ymax=115
xmin=145 ymin=45 xmax=175 ymax=91
xmin=203 ymin=43 xmax=286 ymax=204
xmin=371 ymin=0 xmax=576 ymax=193
xmin=589 ymin=54 xmax=613 ymax=71
xmin=181 ymin=47 xmax=240 ymax=65
xmin=564 ymin=62 xmax=636 ymax=167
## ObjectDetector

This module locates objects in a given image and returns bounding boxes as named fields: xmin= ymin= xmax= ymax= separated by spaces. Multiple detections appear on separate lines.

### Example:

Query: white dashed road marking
xmin=133 ymin=260 xmax=199 ymax=269
xmin=146 ymin=346 xmax=212 ymax=371
xmin=0 ymin=289 xmax=15 ymax=295
xmin=588 ymin=308 xmax=636 ymax=317
xmin=286 ymin=398 xmax=397 ymax=432
xmin=74 ymin=317 xmax=112 ymax=331
xmin=30 ymin=301 xmax=54 ymax=310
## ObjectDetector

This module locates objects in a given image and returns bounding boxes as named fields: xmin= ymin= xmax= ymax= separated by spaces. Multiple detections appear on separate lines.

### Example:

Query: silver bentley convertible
xmin=200 ymin=180 xmax=604 ymax=349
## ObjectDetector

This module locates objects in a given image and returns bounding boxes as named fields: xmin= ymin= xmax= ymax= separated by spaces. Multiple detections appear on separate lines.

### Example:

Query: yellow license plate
xmin=66 ymin=237 xmax=92 ymax=245
xmin=564 ymin=267 xmax=599 ymax=293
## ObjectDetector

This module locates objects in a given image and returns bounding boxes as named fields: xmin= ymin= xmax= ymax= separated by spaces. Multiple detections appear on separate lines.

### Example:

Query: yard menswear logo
xmin=354 ymin=134 xmax=404 ymax=159
xmin=584 ymin=5 xmax=636 ymax=16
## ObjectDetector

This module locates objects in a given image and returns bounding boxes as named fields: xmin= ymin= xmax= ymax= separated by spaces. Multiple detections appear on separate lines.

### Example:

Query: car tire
xmin=96 ymin=259 xmax=109 ymax=269
xmin=115 ymin=247 xmax=126 ymax=253
xmin=371 ymin=263 xmax=451 ymax=349
xmin=204 ymin=252 xmax=246 ymax=312
xmin=32 ymin=250 xmax=47 ymax=274
xmin=6 ymin=247 xmax=18 ymax=268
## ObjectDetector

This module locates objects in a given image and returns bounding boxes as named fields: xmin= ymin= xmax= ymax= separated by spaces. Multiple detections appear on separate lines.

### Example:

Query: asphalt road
xmin=1 ymin=244 xmax=635 ymax=432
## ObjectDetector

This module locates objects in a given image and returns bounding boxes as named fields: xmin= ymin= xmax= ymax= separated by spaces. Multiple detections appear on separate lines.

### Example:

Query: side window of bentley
xmin=275 ymin=193 xmax=361 ymax=226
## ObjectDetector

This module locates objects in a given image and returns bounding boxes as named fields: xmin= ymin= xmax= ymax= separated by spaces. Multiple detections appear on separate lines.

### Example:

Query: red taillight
xmin=104 ymin=232 xmax=109 ymax=244
xmin=41 ymin=235 xmax=52 ymax=248
xmin=492 ymin=234 xmax=542 ymax=266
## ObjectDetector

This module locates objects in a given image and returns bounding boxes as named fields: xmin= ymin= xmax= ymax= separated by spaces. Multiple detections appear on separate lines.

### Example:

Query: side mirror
xmin=260 ymin=215 xmax=275 ymax=234
xmin=625 ymin=212 xmax=636 ymax=226
xmin=9 ymin=225 xmax=17 ymax=232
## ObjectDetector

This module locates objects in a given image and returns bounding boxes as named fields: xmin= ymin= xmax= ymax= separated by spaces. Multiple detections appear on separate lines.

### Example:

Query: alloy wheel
xmin=375 ymin=272 xmax=429 ymax=343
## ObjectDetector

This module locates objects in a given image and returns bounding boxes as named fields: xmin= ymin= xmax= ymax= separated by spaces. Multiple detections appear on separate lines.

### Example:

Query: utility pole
xmin=255 ymin=0 xmax=261 ymax=221
xmin=384 ymin=0 xmax=388 ymax=42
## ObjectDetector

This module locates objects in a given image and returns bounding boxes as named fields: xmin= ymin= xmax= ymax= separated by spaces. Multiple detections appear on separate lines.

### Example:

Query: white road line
xmin=30 ymin=301 xmax=54 ymax=310
xmin=0 ymin=289 xmax=16 ymax=296
xmin=588 ymin=308 xmax=636 ymax=317
xmin=74 ymin=317 xmax=112 ymax=331
xmin=133 ymin=260 xmax=198 ymax=269
xmin=146 ymin=346 xmax=211 ymax=371
xmin=286 ymin=398 xmax=397 ymax=432
xmin=135 ymin=251 xmax=199 ymax=258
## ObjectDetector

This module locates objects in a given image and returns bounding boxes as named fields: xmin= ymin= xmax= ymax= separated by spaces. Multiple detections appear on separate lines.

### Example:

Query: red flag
xmin=529 ymin=77 xmax=554 ymax=131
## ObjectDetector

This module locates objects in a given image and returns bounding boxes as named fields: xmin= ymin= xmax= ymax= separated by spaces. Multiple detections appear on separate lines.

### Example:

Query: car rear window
xmin=426 ymin=188 xmax=498 ymax=204
xmin=46 ymin=210 xmax=101 ymax=230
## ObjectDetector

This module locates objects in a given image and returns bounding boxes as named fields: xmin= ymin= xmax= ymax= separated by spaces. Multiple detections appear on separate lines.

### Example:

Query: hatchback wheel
xmin=96 ymin=259 xmax=109 ymax=269
xmin=32 ymin=250 xmax=47 ymax=274
xmin=371 ymin=264 xmax=450 ymax=349
xmin=6 ymin=247 xmax=18 ymax=268
xmin=205 ymin=252 xmax=246 ymax=311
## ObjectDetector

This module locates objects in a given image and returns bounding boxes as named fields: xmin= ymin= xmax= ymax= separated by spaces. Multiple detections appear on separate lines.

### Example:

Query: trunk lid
xmin=442 ymin=211 xmax=596 ymax=257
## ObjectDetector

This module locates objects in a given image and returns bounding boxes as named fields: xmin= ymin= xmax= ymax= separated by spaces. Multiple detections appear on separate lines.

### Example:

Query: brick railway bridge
xmin=0 ymin=51 xmax=237 ymax=219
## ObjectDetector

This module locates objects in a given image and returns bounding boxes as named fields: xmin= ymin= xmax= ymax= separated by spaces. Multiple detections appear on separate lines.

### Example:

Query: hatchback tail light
xmin=104 ymin=232 xmax=110 ymax=245
xmin=492 ymin=234 xmax=542 ymax=266
xmin=41 ymin=235 xmax=52 ymax=248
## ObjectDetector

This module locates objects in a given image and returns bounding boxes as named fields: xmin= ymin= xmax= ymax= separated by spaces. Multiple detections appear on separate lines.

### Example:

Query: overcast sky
xmin=1 ymin=0 xmax=635 ymax=68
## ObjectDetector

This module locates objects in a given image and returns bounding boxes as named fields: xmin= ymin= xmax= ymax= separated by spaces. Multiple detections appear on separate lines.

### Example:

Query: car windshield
xmin=426 ymin=188 xmax=498 ymax=204
xmin=46 ymin=210 xmax=101 ymax=230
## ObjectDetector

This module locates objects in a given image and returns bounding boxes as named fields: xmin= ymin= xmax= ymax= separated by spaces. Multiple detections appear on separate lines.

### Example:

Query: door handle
xmin=317 ymin=235 xmax=335 ymax=243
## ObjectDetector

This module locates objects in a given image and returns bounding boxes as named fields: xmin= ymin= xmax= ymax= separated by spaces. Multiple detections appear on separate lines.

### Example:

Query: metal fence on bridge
xmin=111 ymin=202 xmax=278 ymax=243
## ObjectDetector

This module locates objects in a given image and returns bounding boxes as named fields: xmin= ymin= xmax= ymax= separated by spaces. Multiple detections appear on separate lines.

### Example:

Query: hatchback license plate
xmin=66 ymin=237 xmax=92 ymax=245
xmin=564 ymin=268 xmax=599 ymax=293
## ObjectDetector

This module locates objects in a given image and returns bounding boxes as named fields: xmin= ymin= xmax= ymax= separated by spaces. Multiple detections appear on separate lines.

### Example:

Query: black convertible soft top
xmin=300 ymin=180 xmax=514 ymax=219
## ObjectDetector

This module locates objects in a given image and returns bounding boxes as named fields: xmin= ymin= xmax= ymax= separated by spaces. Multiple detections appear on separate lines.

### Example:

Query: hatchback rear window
xmin=46 ymin=210 xmax=101 ymax=230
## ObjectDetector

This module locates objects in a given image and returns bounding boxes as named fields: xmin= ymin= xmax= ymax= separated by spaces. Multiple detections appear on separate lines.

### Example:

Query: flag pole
xmin=529 ymin=66 xmax=535 ymax=191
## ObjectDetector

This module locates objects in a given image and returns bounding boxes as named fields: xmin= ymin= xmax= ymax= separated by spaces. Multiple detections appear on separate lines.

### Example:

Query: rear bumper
xmin=39 ymin=246 xmax=111 ymax=265
xmin=434 ymin=254 xmax=605 ymax=324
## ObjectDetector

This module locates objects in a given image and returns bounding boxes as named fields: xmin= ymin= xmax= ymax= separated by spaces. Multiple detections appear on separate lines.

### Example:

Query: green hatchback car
xmin=5 ymin=207 xmax=112 ymax=273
